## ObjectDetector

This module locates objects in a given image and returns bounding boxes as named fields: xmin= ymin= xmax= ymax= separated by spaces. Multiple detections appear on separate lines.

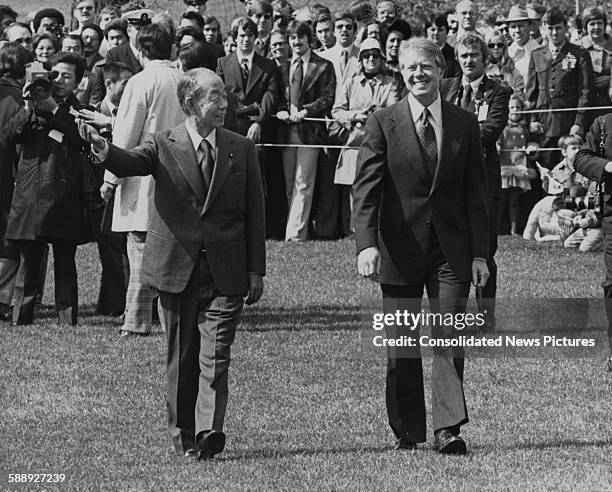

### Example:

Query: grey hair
xmin=398 ymin=37 xmax=446 ymax=72
xmin=177 ymin=67 xmax=219 ymax=116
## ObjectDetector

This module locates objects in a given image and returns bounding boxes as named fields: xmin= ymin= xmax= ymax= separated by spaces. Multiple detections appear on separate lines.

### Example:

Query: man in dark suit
xmin=353 ymin=38 xmax=489 ymax=454
xmin=441 ymin=33 xmax=511 ymax=330
xmin=276 ymin=20 xmax=336 ymax=241
xmin=78 ymin=62 xmax=134 ymax=318
xmin=78 ymin=68 xmax=266 ymax=459
xmin=575 ymin=114 xmax=612 ymax=372
xmin=105 ymin=9 xmax=155 ymax=75
xmin=525 ymin=8 xmax=593 ymax=168
xmin=217 ymin=16 xmax=280 ymax=238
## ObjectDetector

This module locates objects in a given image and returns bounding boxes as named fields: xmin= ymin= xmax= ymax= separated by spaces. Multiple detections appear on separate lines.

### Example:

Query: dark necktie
xmin=341 ymin=49 xmax=348 ymax=74
xmin=461 ymin=84 xmax=472 ymax=110
xmin=241 ymin=58 xmax=250 ymax=86
xmin=416 ymin=107 xmax=438 ymax=179
xmin=199 ymin=139 xmax=214 ymax=190
xmin=290 ymin=58 xmax=303 ymax=108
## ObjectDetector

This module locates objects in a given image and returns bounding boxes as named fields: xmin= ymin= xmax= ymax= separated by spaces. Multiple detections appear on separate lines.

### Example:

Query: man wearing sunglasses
xmin=248 ymin=0 xmax=273 ymax=57
xmin=4 ymin=23 xmax=33 ymax=52
xmin=441 ymin=32 xmax=511 ymax=332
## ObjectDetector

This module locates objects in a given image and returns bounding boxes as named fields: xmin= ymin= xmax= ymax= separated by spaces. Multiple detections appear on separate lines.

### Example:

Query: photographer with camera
xmin=575 ymin=114 xmax=612 ymax=372
xmin=0 ymin=43 xmax=34 ymax=321
xmin=3 ymin=51 xmax=90 ymax=326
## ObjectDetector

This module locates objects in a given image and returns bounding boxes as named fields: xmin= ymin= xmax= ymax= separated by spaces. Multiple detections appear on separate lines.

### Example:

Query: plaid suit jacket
xmin=277 ymin=51 xmax=336 ymax=144
xmin=101 ymin=124 xmax=266 ymax=295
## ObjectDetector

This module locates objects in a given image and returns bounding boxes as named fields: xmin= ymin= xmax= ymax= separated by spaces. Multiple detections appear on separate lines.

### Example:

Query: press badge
xmin=48 ymin=129 xmax=64 ymax=143
xmin=477 ymin=103 xmax=489 ymax=122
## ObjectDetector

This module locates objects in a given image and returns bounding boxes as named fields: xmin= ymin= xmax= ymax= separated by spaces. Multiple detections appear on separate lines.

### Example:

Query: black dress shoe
xmin=394 ymin=435 xmax=417 ymax=451
xmin=433 ymin=430 xmax=467 ymax=455
xmin=196 ymin=430 xmax=226 ymax=460
xmin=0 ymin=303 xmax=12 ymax=322
xmin=607 ymin=357 xmax=612 ymax=373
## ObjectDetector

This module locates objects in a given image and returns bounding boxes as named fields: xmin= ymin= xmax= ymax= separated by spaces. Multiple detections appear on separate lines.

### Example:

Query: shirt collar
xmin=408 ymin=92 xmax=442 ymax=127
xmin=549 ymin=40 xmax=566 ymax=55
xmin=185 ymin=120 xmax=216 ymax=157
xmin=291 ymin=49 xmax=311 ymax=66
xmin=237 ymin=49 xmax=255 ymax=66
xmin=103 ymin=97 xmax=117 ymax=114
xmin=462 ymin=74 xmax=485 ymax=92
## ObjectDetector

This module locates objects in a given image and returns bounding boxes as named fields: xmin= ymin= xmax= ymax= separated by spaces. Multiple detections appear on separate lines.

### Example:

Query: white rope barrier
xmin=257 ymin=143 xmax=360 ymax=149
xmin=514 ymin=105 xmax=612 ymax=115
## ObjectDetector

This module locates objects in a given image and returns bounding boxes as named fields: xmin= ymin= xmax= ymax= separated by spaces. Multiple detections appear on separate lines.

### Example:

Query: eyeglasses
xmin=271 ymin=41 xmax=287 ymax=47
xmin=336 ymin=23 xmax=354 ymax=31
xmin=488 ymin=42 xmax=505 ymax=48
xmin=76 ymin=5 xmax=94 ymax=10
xmin=14 ymin=36 xmax=32 ymax=44
xmin=361 ymin=51 xmax=381 ymax=59
xmin=255 ymin=13 xmax=272 ymax=20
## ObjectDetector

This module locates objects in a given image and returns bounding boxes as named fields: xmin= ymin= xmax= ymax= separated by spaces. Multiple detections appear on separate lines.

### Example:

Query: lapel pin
xmin=229 ymin=152 xmax=234 ymax=158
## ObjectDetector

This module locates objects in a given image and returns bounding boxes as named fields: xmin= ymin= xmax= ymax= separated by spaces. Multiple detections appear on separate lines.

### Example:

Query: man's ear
xmin=104 ymin=78 xmax=112 ymax=91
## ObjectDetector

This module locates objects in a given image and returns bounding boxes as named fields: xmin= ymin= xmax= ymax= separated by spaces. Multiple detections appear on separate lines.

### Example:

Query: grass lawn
xmin=2 ymin=236 xmax=612 ymax=490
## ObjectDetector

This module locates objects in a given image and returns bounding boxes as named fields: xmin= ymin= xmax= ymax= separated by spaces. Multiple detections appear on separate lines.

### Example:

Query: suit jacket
xmin=101 ymin=125 xmax=266 ymax=295
xmin=105 ymin=42 xmax=142 ymax=75
xmin=105 ymin=59 xmax=185 ymax=232
xmin=441 ymin=75 xmax=511 ymax=198
xmin=277 ymin=52 xmax=336 ymax=144
xmin=525 ymin=42 xmax=593 ymax=136
xmin=352 ymin=97 xmax=489 ymax=284
xmin=575 ymin=113 xmax=612 ymax=232
xmin=216 ymin=51 xmax=279 ymax=140
xmin=319 ymin=43 xmax=360 ymax=89
xmin=441 ymin=43 xmax=461 ymax=78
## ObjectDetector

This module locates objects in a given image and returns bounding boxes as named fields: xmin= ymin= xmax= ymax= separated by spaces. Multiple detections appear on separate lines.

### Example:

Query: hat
xmin=387 ymin=18 xmax=412 ymax=39
xmin=33 ymin=8 xmax=65 ymax=32
xmin=121 ymin=8 xmax=155 ymax=25
xmin=526 ymin=4 xmax=545 ymax=20
xmin=359 ymin=37 xmax=382 ymax=56
xmin=505 ymin=5 xmax=530 ymax=23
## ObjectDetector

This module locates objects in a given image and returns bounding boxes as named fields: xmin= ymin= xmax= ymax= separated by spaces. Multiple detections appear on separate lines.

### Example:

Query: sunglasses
xmin=14 ymin=37 xmax=32 ymax=44
xmin=488 ymin=42 xmax=505 ymax=48
xmin=361 ymin=51 xmax=381 ymax=59
xmin=255 ymin=13 xmax=272 ymax=20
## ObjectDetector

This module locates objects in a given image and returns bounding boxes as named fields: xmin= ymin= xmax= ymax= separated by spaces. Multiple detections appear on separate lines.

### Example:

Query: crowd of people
xmin=0 ymin=0 xmax=610 ymax=333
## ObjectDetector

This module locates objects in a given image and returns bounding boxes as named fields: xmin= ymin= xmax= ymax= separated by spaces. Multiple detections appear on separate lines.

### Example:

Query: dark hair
xmin=333 ymin=12 xmax=357 ymax=31
xmin=181 ymin=11 xmax=205 ymax=29
xmin=179 ymin=40 xmax=216 ymax=71
xmin=50 ymin=51 xmax=87 ymax=82
xmin=0 ymin=5 xmax=17 ymax=22
xmin=81 ymin=24 xmax=104 ymax=42
xmin=424 ymin=13 xmax=450 ymax=31
xmin=582 ymin=6 xmax=607 ymax=28
xmin=136 ymin=23 xmax=172 ymax=60
xmin=177 ymin=26 xmax=205 ymax=46
xmin=102 ymin=61 xmax=133 ymax=81
xmin=286 ymin=20 xmax=313 ymax=44
xmin=62 ymin=34 xmax=85 ymax=51
xmin=248 ymin=0 xmax=273 ymax=16
xmin=104 ymin=19 xmax=127 ymax=39
xmin=0 ymin=42 xmax=34 ymax=79
xmin=32 ymin=8 xmax=65 ymax=32
xmin=231 ymin=17 xmax=258 ymax=38
xmin=33 ymin=32 xmax=61 ymax=53
xmin=203 ymin=16 xmax=222 ymax=45
xmin=313 ymin=13 xmax=333 ymax=30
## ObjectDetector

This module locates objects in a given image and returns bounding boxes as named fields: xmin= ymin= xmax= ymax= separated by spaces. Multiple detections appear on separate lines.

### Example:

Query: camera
xmin=24 ymin=61 xmax=57 ymax=103
xmin=563 ymin=194 xmax=602 ymax=217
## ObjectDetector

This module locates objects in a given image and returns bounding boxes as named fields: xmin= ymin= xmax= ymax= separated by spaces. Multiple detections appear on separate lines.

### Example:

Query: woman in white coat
xmin=332 ymin=38 xmax=402 ymax=227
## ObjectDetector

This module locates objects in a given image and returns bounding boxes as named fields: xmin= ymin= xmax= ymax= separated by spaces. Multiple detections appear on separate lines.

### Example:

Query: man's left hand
xmin=246 ymin=122 xmax=262 ymax=142
xmin=471 ymin=258 xmax=489 ymax=288
xmin=289 ymin=109 xmax=307 ymax=123
xmin=245 ymin=273 xmax=264 ymax=305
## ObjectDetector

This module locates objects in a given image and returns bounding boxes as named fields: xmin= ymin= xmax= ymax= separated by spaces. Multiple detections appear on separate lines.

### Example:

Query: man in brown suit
xmin=78 ymin=68 xmax=266 ymax=460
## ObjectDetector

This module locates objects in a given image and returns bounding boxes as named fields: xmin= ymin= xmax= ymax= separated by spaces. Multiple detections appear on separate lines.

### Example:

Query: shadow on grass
xmin=217 ymin=438 xmax=612 ymax=462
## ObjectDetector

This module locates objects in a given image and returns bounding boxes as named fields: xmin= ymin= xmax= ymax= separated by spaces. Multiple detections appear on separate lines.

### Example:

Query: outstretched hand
xmin=77 ymin=118 xmax=106 ymax=152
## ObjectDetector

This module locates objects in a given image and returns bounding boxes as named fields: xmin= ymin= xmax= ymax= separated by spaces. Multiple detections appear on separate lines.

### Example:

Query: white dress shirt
xmin=236 ymin=49 xmax=255 ymax=71
xmin=508 ymin=38 xmax=539 ymax=84
xmin=185 ymin=120 xmax=217 ymax=163
xmin=407 ymin=92 xmax=443 ymax=161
